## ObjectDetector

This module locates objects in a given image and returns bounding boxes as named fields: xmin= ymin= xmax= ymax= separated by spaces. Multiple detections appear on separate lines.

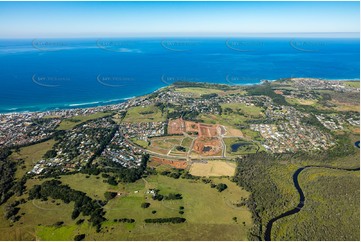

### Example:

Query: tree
xmin=216 ymin=183 xmax=228 ymax=192
xmin=141 ymin=202 xmax=150 ymax=208
xmin=71 ymin=209 xmax=80 ymax=220
xmin=104 ymin=191 xmax=117 ymax=201
xmin=175 ymin=146 xmax=186 ymax=152
xmin=43 ymin=149 xmax=57 ymax=159
xmin=74 ymin=234 xmax=86 ymax=241
xmin=106 ymin=176 xmax=118 ymax=186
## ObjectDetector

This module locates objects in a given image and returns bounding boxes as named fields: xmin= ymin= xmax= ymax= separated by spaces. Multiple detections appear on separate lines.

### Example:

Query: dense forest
xmin=233 ymin=138 xmax=360 ymax=241
xmin=0 ymin=148 xmax=16 ymax=205
xmin=271 ymin=168 xmax=360 ymax=240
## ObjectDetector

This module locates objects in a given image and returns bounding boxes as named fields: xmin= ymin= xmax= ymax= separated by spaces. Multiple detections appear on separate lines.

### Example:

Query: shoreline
xmin=0 ymin=78 xmax=359 ymax=116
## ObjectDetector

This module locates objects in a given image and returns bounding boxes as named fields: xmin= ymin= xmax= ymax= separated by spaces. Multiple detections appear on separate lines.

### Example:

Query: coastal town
xmin=0 ymin=78 xmax=359 ymax=176
xmin=0 ymin=2 xmax=359 ymax=241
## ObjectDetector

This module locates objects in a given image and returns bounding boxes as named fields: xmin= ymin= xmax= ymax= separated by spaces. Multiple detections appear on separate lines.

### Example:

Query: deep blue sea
xmin=0 ymin=38 xmax=359 ymax=113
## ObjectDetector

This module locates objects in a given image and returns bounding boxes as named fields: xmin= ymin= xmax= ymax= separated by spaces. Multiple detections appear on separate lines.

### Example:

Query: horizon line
xmin=1 ymin=32 xmax=360 ymax=39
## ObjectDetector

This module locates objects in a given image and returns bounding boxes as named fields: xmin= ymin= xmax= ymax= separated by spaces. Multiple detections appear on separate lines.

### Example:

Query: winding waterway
xmin=264 ymin=165 xmax=360 ymax=241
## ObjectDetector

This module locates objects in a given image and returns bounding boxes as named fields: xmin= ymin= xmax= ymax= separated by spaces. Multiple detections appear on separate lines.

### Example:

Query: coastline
xmin=0 ymin=78 xmax=359 ymax=115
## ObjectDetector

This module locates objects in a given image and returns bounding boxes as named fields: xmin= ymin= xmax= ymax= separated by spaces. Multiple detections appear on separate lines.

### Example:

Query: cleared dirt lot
xmin=168 ymin=118 xmax=221 ymax=137
xmin=189 ymin=160 xmax=236 ymax=177
xmin=199 ymin=123 xmax=219 ymax=137
xmin=168 ymin=118 xmax=186 ymax=134
xmin=193 ymin=137 xmax=222 ymax=156
xmin=149 ymin=156 xmax=188 ymax=169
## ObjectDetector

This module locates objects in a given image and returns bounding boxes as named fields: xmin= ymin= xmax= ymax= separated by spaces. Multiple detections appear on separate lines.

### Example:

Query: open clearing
xmin=199 ymin=112 xmax=248 ymax=128
xmin=221 ymin=103 xmax=264 ymax=118
xmin=174 ymin=87 xmax=225 ymax=97
xmin=93 ymin=175 xmax=252 ymax=240
xmin=123 ymin=105 xmax=165 ymax=123
xmin=56 ymin=112 xmax=111 ymax=130
xmin=192 ymin=137 xmax=223 ymax=156
xmin=331 ymin=100 xmax=360 ymax=112
xmin=130 ymin=138 xmax=149 ymax=148
xmin=224 ymin=126 xmax=244 ymax=137
xmin=2 ymin=171 xmax=252 ymax=240
xmin=174 ymin=87 xmax=247 ymax=98
xmin=149 ymin=157 xmax=188 ymax=169
xmin=189 ymin=160 xmax=236 ymax=177
xmin=285 ymin=97 xmax=317 ymax=106
xmin=148 ymin=136 xmax=184 ymax=155
xmin=10 ymin=139 xmax=56 ymax=179
xmin=3 ymin=172 xmax=252 ymax=241
xmin=344 ymin=81 xmax=360 ymax=88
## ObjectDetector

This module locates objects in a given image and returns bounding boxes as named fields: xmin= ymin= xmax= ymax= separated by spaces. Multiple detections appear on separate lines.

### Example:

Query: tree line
xmin=28 ymin=179 xmax=107 ymax=232
xmin=144 ymin=217 xmax=186 ymax=224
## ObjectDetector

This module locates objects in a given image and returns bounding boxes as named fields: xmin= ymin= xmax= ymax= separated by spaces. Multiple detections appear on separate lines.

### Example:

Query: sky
xmin=0 ymin=1 xmax=359 ymax=38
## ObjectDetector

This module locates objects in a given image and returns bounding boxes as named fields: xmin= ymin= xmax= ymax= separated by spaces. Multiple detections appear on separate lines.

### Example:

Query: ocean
xmin=0 ymin=37 xmax=359 ymax=113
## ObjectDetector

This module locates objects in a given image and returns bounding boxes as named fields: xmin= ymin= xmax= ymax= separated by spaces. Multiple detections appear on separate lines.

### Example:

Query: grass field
xmin=130 ymin=138 xmax=149 ymax=148
xmin=344 ymin=81 xmax=360 ymax=88
xmin=25 ymin=175 xmax=251 ymax=240
xmin=148 ymin=136 xmax=184 ymax=155
xmin=60 ymin=173 xmax=118 ymax=200
xmin=123 ymin=105 xmax=165 ymax=123
xmin=93 ymin=175 xmax=252 ymax=240
xmin=181 ymin=137 xmax=193 ymax=148
xmin=241 ymin=128 xmax=264 ymax=141
xmin=199 ymin=103 xmax=264 ymax=129
xmin=174 ymin=87 xmax=225 ymax=97
xmin=56 ymin=112 xmax=111 ymax=130
xmin=331 ymin=100 xmax=360 ymax=112
xmin=199 ymin=113 xmax=248 ymax=128
xmin=285 ymin=97 xmax=317 ymax=106
xmin=174 ymin=87 xmax=247 ymax=98
xmin=189 ymin=160 xmax=236 ymax=177
xmin=224 ymin=126 xmax=243 ymax=137
xmin=0 ymin=170 xmax=252 ymax=241
xmin=0 ymin=194 xmax=76 ymax=241
xmin=9 ymin=139 xmax=56 ymax=179
xmin=221 ymin=103 xmax=264 ymax=118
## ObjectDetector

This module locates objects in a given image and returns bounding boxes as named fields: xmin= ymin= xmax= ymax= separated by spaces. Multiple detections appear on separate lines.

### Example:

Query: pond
xmin=231 ymin=142 xmax=250 ymax=152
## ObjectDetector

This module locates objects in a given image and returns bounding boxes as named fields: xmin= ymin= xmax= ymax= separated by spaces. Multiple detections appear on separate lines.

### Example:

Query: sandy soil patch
xmin=150 ymin=156 xmax=188 ymax=169
xmin=189 ymin=160 xmax=236 ymax=177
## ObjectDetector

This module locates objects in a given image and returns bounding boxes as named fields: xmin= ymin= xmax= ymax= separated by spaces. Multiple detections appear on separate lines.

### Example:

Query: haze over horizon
xmin=0 ymin=1 xmax=359 ymax=38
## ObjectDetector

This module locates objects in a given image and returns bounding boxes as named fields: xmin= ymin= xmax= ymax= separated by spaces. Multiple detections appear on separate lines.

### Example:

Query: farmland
xmin=0 ymin=171 xmax=252 ymax=241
